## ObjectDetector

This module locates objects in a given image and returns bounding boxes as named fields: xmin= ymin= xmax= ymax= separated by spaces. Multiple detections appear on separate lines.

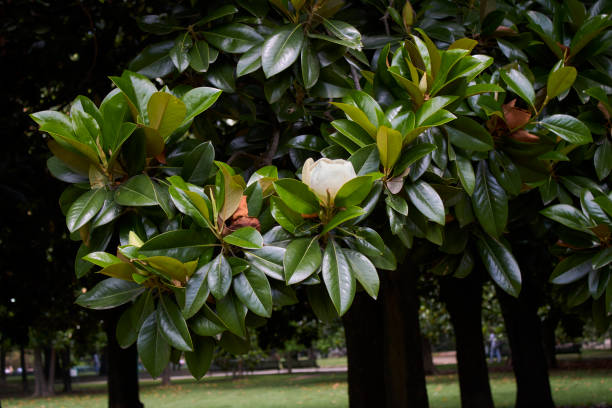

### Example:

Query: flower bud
xmin=302 ymin=158 xmax=356 ymax=204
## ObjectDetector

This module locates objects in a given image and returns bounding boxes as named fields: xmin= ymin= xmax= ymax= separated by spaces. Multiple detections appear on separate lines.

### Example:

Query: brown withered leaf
xmin=494 ymin=26 xmax=518 ymax=35
xmin=509 ymin=129 xmax=540 ymax=143
xmin=231 ymin=196 xmax=249 ymax=221
xmin=155 ymin=150 xmax=167 ymax=164
xmin=503 ymin=99 xmax=531 ymax=130
xmin=223 ymin=195 xmax=260 ymax=235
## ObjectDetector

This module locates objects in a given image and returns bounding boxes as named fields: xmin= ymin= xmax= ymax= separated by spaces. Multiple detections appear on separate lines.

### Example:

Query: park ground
xmin=1 ymin=351 xmax=611 ymax=408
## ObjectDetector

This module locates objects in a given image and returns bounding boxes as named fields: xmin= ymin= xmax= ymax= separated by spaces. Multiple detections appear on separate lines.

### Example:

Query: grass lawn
xmin=2 ymin=369 xmax=611 ymax=408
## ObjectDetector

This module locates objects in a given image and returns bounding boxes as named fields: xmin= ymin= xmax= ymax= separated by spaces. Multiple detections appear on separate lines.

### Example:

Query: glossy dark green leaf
xmin=76 ymin=278 xmax=144 ymax=310
xmin=183 ymin=259 xmax=212 ymax=319
xmin=261 ymin=24 xmax=305 ymax=78
xmin=169 ymin=33 xmax=192 ymax=73
xmin=550 ymin=253 xmax=594 ymax=284
xmin=182 ymin=87 xmax=222 ymax=124
xmin=454 ymin=154 xmax=475 ymax=196
xmin=446 ymin=117 xmax=494 ymax=152
xmin=344 ymin=249 xmax=379 ymax=299
xmin=284 ymin=237 xmax=322 ymax=285
xmin=385 ymin=194 xmax=409 ymax=216
xmin=115 ymin=175 xmax=158 ymax=206
xmin=569 ymin=15 xmax=612 ymax=57
xmin=405 ymin=181 xmax=445 ymax=225
xmin=322 ymin=19 xmax=361 ymax=48
xmin=306 ymin=284 xmax=338 ymax=322
xmin=139 ymin=230 xmax=214 ymax=262
xmin=206 ymin=63 xmax=235 ymax=93
xmin=501 ymin=69 xmax=536 ymax=110
xmin=245 ymin=246 xmax=286 ymax=281
xmin=334 ymin=176 xmax=373 ymax=208
xmin=472 ymin=161 xmax=507 ymax=238
xmin=204 ymin=23 xmax=264 ymax=53
xmin=224 ymin=227 xmax=264 ymax=249
xmin=593 ymin=247 xmax=612 ymax=270
xmin=158 ymin=294 xmax=193 ymax=351
xmin=540 ymin=115 xmax=592 ymax=145
xmin=237 ymin=44 xmax=263 ymax=77
xmin=189 ymin=40 xmax=210 ymax=73
xmin=540 ymin=204 xmax=593 ymax=232
xmin=116 ymin=291 xmax=154 ymax=349
xmin=216 ymin=291 xmax=247 ymax=338
xmin=547 ymin=66 xmax=577 ymax=100
xmin=321 ymin=206 xmax=365 ymax=234
xmin=274 ymin=179 xmax=320 ymax=214
xmin=233 ymin=267 xmax=272 ymax=317
xmin=300 ymin=39 xmax=319 ymax=89
xmin=331 ymin=119 xmax=372 ymax=148
xmin=66 ymin=188 xmax=106 ymax=233
xmin=393 ymin=143 xmax=436 ymax=177
xmin=189 ymin=304 xmax=226 ymax=336
xmin=185 ymin=336 xmax=215 ymax=380
xmin=207 ymin=254 xmax=232 ymax=299
xmin=476 ymin=236 xmax=521 ymax=297
xmin=322 ymin=239 xmax=355 ymax=316
xmin=594 ymin=139 xmax=612 ymax=180
xmin=137 ymin=312 xmax=170 ymax=378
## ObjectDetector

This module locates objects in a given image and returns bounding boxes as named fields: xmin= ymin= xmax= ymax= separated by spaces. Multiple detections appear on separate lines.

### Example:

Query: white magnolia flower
xmin=302 ymin=158 xmax=357 ymax=204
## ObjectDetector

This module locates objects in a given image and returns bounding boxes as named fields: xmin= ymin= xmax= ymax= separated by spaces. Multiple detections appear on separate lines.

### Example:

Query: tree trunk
xmin=103 ymin=307 xmax=143 ymax=408
xmin=161 ymin=365 xmax=171 ymax=386
xmin=422 ymin=337 xmax=435 ymax=375
xmin=0 ymin=345 xmax=6 ymax=384
xmin=62 ymin=347 xmax=72 ymax=392
xmin=343 ymin=262 xmax=429 ymax=408
xmin=33 ymin=347 xmax=49 ymax=397
xmin=46 ymin=346 xmax=56 ymax=396
xmin=496 ymin=285 xmax=555 ymax=408
xmin=20 ymin=344 xmax=28 ymax=393
xmin=440 ymin=270 xmax=494 ymax=408
xmin=541 ymin=313 xmax=559 ymax=369
xmin=343 ymin=291 xmax=386 ymax=408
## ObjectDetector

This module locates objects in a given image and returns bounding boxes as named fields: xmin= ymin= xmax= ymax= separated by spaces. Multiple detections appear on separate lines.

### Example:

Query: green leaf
xmin=393 ymin=143 xmax=436 ymax=177
xmin=569 ymin=15 xmax=612 ymax=57
xmin=137 ymin=312 xmax=170 ymax=378
xmin=245 ymin=246 xmax=285 ymax=281
xmin=207 ymin=254 xmax=232 ymax=299
xmin=300 ymin=39 xmax=319 ymax=89
xmin=547 ymin=66 xmax=577 ymax=100
xmin=334 ymin=176 xmax=373 ymax=208
xmin=189 ymin=304 xmax=226 ymax=336
xmin=476 ymin=236 xmax=521 ymax=297
xmin=129 ymin=41 xmax=175 ymax=78
xmin=405 ymin=181 xmax=445 ymax=225
xmin=183 ymin=259 xmax=211 ymax=319
xmin=306 ymin=284 xmax=338 ymax=322
xmin=109 ymin=71 xmax=157 ymax=123
xmin=594 ymin=195 xmax=612 ymax=218
xmin=349 ymin=144 xmax=381 ymax=176
xmin=580 ymin=190 xmax=611 ymax=226
xmin=385 ymin=194 xmax=409 ymax=216
xmin=541 ymin=204 xmax=594 ymax=232
xmin=274 ymin=179 xmax=320 ymax=214
xmin=501 ymin=69 xmax=536 ymax=110
xmin=593 ymin=247 xmax=612 ymax=270
xmin=446 ymin=117 xmax=494 ymax=152
xmin=284 ymin=237 xmax=322 ymax=285
xmin=237 ymin=44 xmax=263 ymax=77
xmin=233 ymin=267 xmax=273 ymax=317
xmin=376 ymin=126 xmax=403 ymax=170
xmin=203 ymin=23 xmax=264 ymax=53
xmin=472 ymin=161 xmax=507 ymax=238
xmin=322 ymin=19 xmax=361 ymax=48
xmin=206 ymin=63 xmax=236 ymax=93
xmin=321 ymin=206 xmax=365 ymax=234
xmin=83 ymin=252 xmax=121 ymax=268
xmin=115 ymin=175 xmax=158 ymax=206
xmin=66 ymin=189 xmax=106 ymax=233
xmin=169 ymin=33 xmax=192 ymax=73
xmin=168 ymin=186 xmax=212 ymax=229
xmin=261 ymin=24 xmax=305 ymax=78
xmin=182 ymin=87 xmax=222 ymax=124
xmin=216 ymin=291 xmax=247 ymax=338
xmin=540 ymin=115 xmax=593 ymax=145
xmin=344 ymin=249 xmax=379 ymax=299
xmin=116 ymin=291 xmax=154 ymax=349
xmin=594 ymin=139 xmax=612 ymax=181
xmin=550 ymin=253 xmax=594 ymax=284
xmin=195 ymin=5 xmax=239 ymax=25
xmin=139 ymin=230 xmax=214 ymax=263
xmin=76 ymin=278 xmax=144 ymax=310
xmin=158 ymin=294 xmax=193 ymax=351
xmin=218 ymin=166 xmax=245 ymax=221
xmin=147 ymin=92 xmax=186 ymax=140
xmin=455 ymin=154 xmax=475 ymax=196
xmin=331 ymin=102 xmax=377 ymax=138
xmin=269 ymin=196 xmax=305 ymax=234
xmin=322 ymin=239 xmax=355 ymax=316
xmin=189 ymin=40 xmax=210 ymax=73
xmin=182 ymin=142 xmax=215 ymax=185
xmin=224 ymin=227 xmax=264 ymax=249
xmin=331 ymin=119 xmax=372 ymax=148
xmin=185 ymin=336 xmax=215 ymax=380
xmin=31 ymin=111 xmax=77 ymax=144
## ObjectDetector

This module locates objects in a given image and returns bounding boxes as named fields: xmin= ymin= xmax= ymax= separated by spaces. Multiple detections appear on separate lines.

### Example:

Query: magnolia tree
xmin=30 ymin=0 xmax=611 ymax=404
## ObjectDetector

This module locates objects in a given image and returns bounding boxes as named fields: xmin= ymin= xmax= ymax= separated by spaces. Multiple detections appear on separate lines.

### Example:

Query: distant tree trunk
xmin=20 ymin=344 xmax=28 ymax=393
xmin=62 ymin=347 xmax=72 ymax=392
xmin=422 ymin=337 xmax=435 ymax=375
xmin=440 ymin=270 xmax=494 ymax=408
xmin=0 ymin=345 xmax=6 ymax=384
xmin=541 ymin=313 xmax=559 ymax=369
xmin=161 ymin=365 xmax=171 ymax=386
xmin=33 ymin=347 xmax=49 ymax=397
xmin=382 ymin=266 xmax=429 ymax=408
xmin=343 ymin=292 xmax=386 ymax=408
xmin=497 ymin=285 xmax=554 ymax=408
xmin=46 ymin=346 xmax=56 ymax=395
xmin=103 ymin=307 xmax=143 ymax=408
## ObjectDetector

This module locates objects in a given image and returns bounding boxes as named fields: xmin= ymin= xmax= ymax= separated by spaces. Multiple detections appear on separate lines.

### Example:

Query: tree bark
xmin=46 ymin=346 xmax=56 ymax=396
xmin=161 ymin=365 xmax=171 ymax=386
xmin=33 ymin=347 xmax=49 ymax=397
xmin=343 ymin=291 xmax=386 ymax=408
xmin=103 ymin=307 xmax=143 ymax=408
xmin=20 ymin=344 xmax=28 ymax=393
xmin=343 ymin=262 xmax=429 ymax=408
xmin=440 ymin=270 xmax=494 ymax=408
xmin=62 ymin=347 xmax=72 ymax=392
xmin=0 ymin=345 xmax=6 ymax=384
xmin=422 ymin=337 xmax=435 ymax=375
xmin=541 ymin=313 xmax=559 ymax=369
xmin=496 ymin=283 xmax=555 ymax=408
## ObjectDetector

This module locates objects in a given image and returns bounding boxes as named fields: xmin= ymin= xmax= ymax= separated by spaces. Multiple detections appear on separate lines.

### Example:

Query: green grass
xmin=3 ymin=369 xmax=611 ymax=408
xmin=317 ymin=357 xmax=347 ymax=368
